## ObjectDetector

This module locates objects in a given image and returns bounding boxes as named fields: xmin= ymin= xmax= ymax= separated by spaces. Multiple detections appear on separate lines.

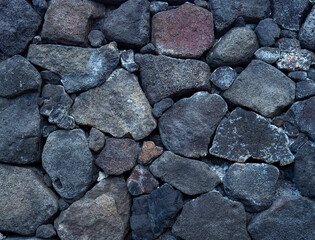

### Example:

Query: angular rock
xmin=223 ymin=60 xmax=295 ymax=117
xmin=36 ymin=224 xmax=56 ymax=239
xmin=289 ymin=133 xmax=308 ymax=153
xmin=0 ymin=0 xmax=41 ymax=56
xmin=41 ymin=0 xmax=104 ymax=46
xmin=254 ymin=47 xmax=280 ymax=64
xmin=72 ymin=69 xmax=156 ymax=140
xmin=299 ymin=6 xmax=315 ymax=50
xmin=280 ymin=29 xmax=298 ymax=38
xmin=255 ymin=18 xmax=280 ymax=47
xmin=140 ymin=43 xmax=156 ymax=54
xmin=96 ymin=138 xmax=139 ymax=175
xmin=276 ymin=37 xmax=301 ymax=51
xmin=235 ymin=0 xmax=271 ymax=21
xmin=88 ymin=30 xmax=106 ymax=48
xmin=138 ymin=141 xmax=164 ymax=165
xmin=206 ymin=27 xmax=259 ymax=67
xmin=135 ymin=54 xmax=211 ymax=104
xmin=150 ymin=151 xmax=220 ymax=195
xmin=40 ymin=70 xmax=61 ymax=85
xmin=248 ymin=195 xmax=315 ymax=240
xmin=42 ymin=129 xmax=96 ymax=201
xmin=0 ymin=93 xmax=42 ymax=164
xmin=152 ymin=3 xmax=214 ymax=58
xmin=0 ymin=164 xmax=58 ymax=235
xmin=88 ymin=127 xmax=105 ymax=152
xmin=0 ymin=55 xmax=41 ymax=98
xmin=277 ymin=47 xmax=315 ymax=71
xmin=210 ymin=66 xmax=237 ymax=90
xmin=27 ymin=43 xmax=120 ymax=93
xmin=223 ymin=163 xmax=279 ymax=212
xmin=93 ymin=0 xmax=126 ymax=4
xmin=210 ymin=108 xmax=295 ymax=166
xmin=127 ymin=165 xmax=159 ymax=196
xmin=158 ymin=231 xmax=179 ymax=240
xmin=152 ymin=98 xmax=174 ymax=118
xmin=102 ymin=0 xmax=150 ymax=47
xmin=150 ymin=1 xmax=168 ymax=15
xmin=288 ymin=71 xmax=308 ymax=81
xmin=172 ymin=191 xmax=250 ymax=240
xmin=159 ymin=92 xmax=227 ymax=158
xmin=296 ymin=80 xmax=315 ymax=99
xmin=120 ymin=49 xmax=139 ymax=72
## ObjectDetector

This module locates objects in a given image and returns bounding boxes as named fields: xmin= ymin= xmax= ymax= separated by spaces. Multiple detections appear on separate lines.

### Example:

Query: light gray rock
xmin=254 ymin=47 xmax=280 ymax=64
xmin=276 ymin=48 xmax=315 ymax=71
xmin=299 ymin=5 xmax=315 ymax=50
xmin=88 ymin=127 xmax=105 ymax=152
xmin=210 ymin=66 xmax=237 ymax=90
xmin=120 ymin=49 xmax=139 ymax=72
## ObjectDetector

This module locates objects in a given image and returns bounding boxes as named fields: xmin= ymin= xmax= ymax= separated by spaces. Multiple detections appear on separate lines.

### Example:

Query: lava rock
xmin=288 ymin=71 xmax=308 ymax=81
xmin=280 ymin=29 xmax=298 ymax=38
xmin=210 ymin=66 xmax=237 ymax=90
xmin=92 ymin=0 xmax=126 ymax=4
xmin=0 ymin=164 xmax=58 ymax=235
xmin=0 ymin=0 xmax=41 ymax=56
xmin=0 ymin=55 xmax=41 ymax=98
xmin=96 ymin=138 xmax=139 ymax=175
xmin=158 ymin=230 xmax=179 ymax=240
xmin=152 ymin=98 xmax=174 ymax=118
xmin=102 ymin=0 xmax=150 ymax=48
xmin=299 ymin=5 xmax=315 ymax=50
xmin=27 ymin=43 xmax=120 ymax=93
xmin=235 ymin=0 xmax=271 ymax=21
xmin=296 ymin=80 xmax=315 ymax=99
xmin=254 ymin=47 xmax=280 ymax=63
xmin=206 ymin=27 xmax=259 ymax=67
xmin=152 ymin=3 xmax=214 ymax=58
xmin=255 ymin=18 xmax=280 ymax=47
xmin=150 ymin=151 xmax=220 ymax=195
xmin=150 ymin=1 xmax=168 ymax=14
xmin=140 ymin=43 xmax=156 ymax=54
xmin=223 ymin=60 xmax=295 ymax=117
xmin=277 ymin=48 xmax=315 ymax=71
xmin=32 ymin=0 xmax=48 ymax=16
xmin=138 ymin=141 xmax=164 ymax=165
xmin=159 ymin=92 xmax=227 ymax=158
xmin=0 ymin=93 xmax=42 ymax=164
xmin=172 ymin=191 xmax=250 ymax=240
xmin=36 ymin=224 xmax=56 ymax=239
xmin=135 ymin=54 xmax=211 ymax=104
xmin=248 ymin=195 xmax=315 ymax=240
xmin=88 ymin=127 xmax=106 ymax=152
xmin=210 ymin=108 xmax=295 ymax=166
xmin=40 ymin=70 xmax=61 ymax=85
xmin=120 ymin=49 xmax=139 ymax=72
xmin=223 ymin=163 xmax=279 ymax=212
xmin=289 ymin=133 xmax=308 ymax=153
xmin=42 ymin=129 xmax=96 ymax=201
xmin=88 ymin=30 xmax=106 ymax=48
xmin=276 ymin=37 xmax=301 ymax=51
xmin=71 ymin=69 xmax=156 ymax=140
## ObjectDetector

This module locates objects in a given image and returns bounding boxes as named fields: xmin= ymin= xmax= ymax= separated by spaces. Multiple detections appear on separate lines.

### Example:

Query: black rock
xmin=255 ymin=18 xmax=280 ymax=47
xmin=254 ymin=47 xmax=280 ymax=64
xmin=288 ymin=71 xmax=308 ymax=81
xmin=152 ymin=98 xmax=174 ymax=118
xmin=40 ymin=70 xmax=61 ymax=85
xmin=299 ymin=6 xmax=315 ymax=50
xmin=210 ymin=66 xmax=237 ymax=90
xmin=88 ymin=30 xmax=106 ymax=48
xmin=36 ymin=224 xmax=56 ymax=239
xmin=296 ymin=80 xmax=315 ymax=99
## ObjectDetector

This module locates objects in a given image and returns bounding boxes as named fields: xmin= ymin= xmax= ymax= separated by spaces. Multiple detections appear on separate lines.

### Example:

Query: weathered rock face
xmin=0 ymin=0 xmax=42 ymax=56
xmin=152 ymin=3 xmax=214 ymax=58
xmin=71 ymin=69 xmax=156 ymax=140
xmin=42 ymin=129 xmax=96 ymax=201
xmin=255 ymin=18 xmax=281 ymax=47
xmin=276 ymin=48 xmax=314 ymax=71
xmin=210 ymin=108 xmax=294 ymax=166
xmin=0 ymin=93 xmax=42 ymax=164
xmin=223 ymin=60 xmax=295 ymax=117
xmin=172 ymin=191 xmax=250 ymax=240
xmin=254 ymin=47 xmax=280 ymax=64
xmin=27 ymin=43 xmax=120 ymax=93
xmin=150 ymin=151 xmax=220 ymax=195
xmin=159 ymin=92 xmax=227 ymax=158
xmin=138 ymin=141 xmax=163 ymax=165
xmin=88 ymin=127 xmax=106 ymax=152
xmin=135 ymin=54 xmax=211 ymax=104
xmin=210 ymin=66 xmax=237 ymax=90
xmin=299 ymin=6 xmax=315 ymax=51
xmin=152 ymin=98 xmax=174 ymax=118
xmin=0 ymin=164 xmax=58 ymax=235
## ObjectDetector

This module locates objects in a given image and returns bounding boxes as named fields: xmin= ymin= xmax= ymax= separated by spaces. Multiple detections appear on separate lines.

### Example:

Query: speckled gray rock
xmin=152 ymin=98 xmax=174 ymax=118
xmin=255 ymin=18 xmax=280 ymax=47
xmin=27 ymin=43 xmax=120 ymax=93
xmin=210 ymin=108 xmax=295 ymax=166
xmin=296 ymin=80 xmax=315 ymax=99
xmin=248 ymin=195 xmax=315 ymax=240
xmin=159 ymin=92 xmax=227 ymax=158
xmin=299 ymin=6 xmax=315 ymax=50
xmin=0 ymin=164 xmax=58 ymax=235
xmin=0 ymin=55 xmax=41 ymax=98
xmin=288 ymin=71 xmax=308 ymax=81
xmin=135 ymin=54 xmax=211 ymax=104
xmin=223 ymin=163 xmax=279 ymax=212
xmin=36 ymin=224 xmax=56 ymax=239
xmin=276 ymin=48 xmax=315 ymax=71
xmin=210 ymin=66 xmax=237 ymax=90
xmin=206 ymin=27 xmax=259 ymax=67
xmin=120 ymin=49 xmax=139 ymax=72
xmin=88 ymin=127 xmax=105 ymax=152
xmin=254 ymin=47 xmax=280 ymax=64
xmin=42 ymin=129 xmax=96 ymax=201
xmin=223 ymin=60 xmax=295 ymax=117
xmin=172 ymin=191 xmax=250 ymax=240
xmin=150 ymin=151 xmax=220 ymax=195
xmin=150 ymin=1 xmax=168 ymax=14
xmin=72 ymin=69 xmax=156 ymax=140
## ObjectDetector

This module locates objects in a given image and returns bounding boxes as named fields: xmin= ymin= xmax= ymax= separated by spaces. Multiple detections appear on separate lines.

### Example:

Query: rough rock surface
xmin=36 ymin=224 xmax=56 ymax=239
xmin=152 ymin=98 xmax=174 ymax=118
xmin=120 ymin=49 xmax=139 ymax=72
xmin=296 ymin=80 xmax=315 ymax=99
xmin=172 ymin=191 xmax=250 ymax=240
xmin=299 ymin=6 xmax=315 ymax=51
xmin=206 ymin=27 xmax=259 ymax=67
xmin=223 ymin=60 xmax=295 ymax=117
xmin=138 ymin=141 xmax=163 ymax=165
xmin=276 ymin=48 xmax=315 ymax=71
xmin=210 ymin=66 xmax=237 ymax=90
xmin=255 ymin=18 xmax=280 ymax=47
xmin=72 ymin=69 xmax=156 ymax=140
xmin=254 ymin=47 xmax=280 ymax=64
xmin=42 ymin=129 xmax=96 ymax=201
xmin=27 ymin=43 xmax=120 ymax=93
xmin=88 ymin=127 xmax=105 ymax=152
xmin=152 ymin=3 xmax=214 ymax=58
xmin=135 ymin=54 xmax=211 ymax=104
xmin=88 ymin=30 xmax=105 ymax=48
xmin=0 ymin=164 xmax=58 ymax=235
xmin=159 ymin=92 xmax=227 ymax=158
xmin=210 ymin=108 xmax=295 ymax=166
xmin=150 ymin=151 xmax=220 ymax=195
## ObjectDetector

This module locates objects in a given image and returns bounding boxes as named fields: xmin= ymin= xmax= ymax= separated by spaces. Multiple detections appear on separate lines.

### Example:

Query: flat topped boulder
xmin=152 ymin=3 xmax=214 ymax=58
xmin=210 ymin=108 xmax=294 ymax=166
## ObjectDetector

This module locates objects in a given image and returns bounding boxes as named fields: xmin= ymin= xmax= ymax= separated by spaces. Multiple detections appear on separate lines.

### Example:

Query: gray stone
xmin=277 ymin=48 xmax=315 ymax=71
xmin=210 ymin=108 xmax=295 ymax=166
xmin=309 ymin=68 xmax=315 ymax=80
xmin=58 ymin=199 xmax=69 ymax=211
xmin=150 ymin=1 xmax=168 ymax=14
xmin=71 ymin=69 xmax=156 ymax=140
xmin=299 ymin=6 xmax=315 ymax=50
xmin=276 ymin=37 xmax=301 ymax=51
xmin=255 ymin=18 xmax=280 ymax=47
xmin=135 ymin=54 xmax=211 ymax=104
xmin=289 ymin=133 xmax=308 ymax=153
xmin=32 ymin=0 xmax=48 ymax=16
xmin=280 ymin=29 xmax=298 ymax=38
xmin=0 ymin=164 xmax=58 ymax=235
xmin=102 ymin=0 xmax=150 ymax=48
xmin=150 ymin=151 xmax=220 ymax=195
xmin=288 ymin=71 xmax=308 ymax=81
xmin=206 ymin=27 xmax=259 ymax=67
xmin=92 ymin=0 xmax=126 ymax=4
xmin=27 ymin=43 xmax=120 ymax=93
xmin=235 ymin=0 xmax=271 ymax=21
xmin=120 ymin=49 xmax=139 ymax=72
xmin=152 ymin=98 xmax=174 ymax=118
xmin=254 ymin=47 xmax=280 ymax=64
xmin=36 ymin=224 xmax=56 ymax=239
xmin=0 ymin=55 xmax=41 ymax=98
xmin=158 ymin=231 xmax=179 ymax=240
xmin=40 ymin=70 xmax=61 ymax=85
xmin=88 ymin=30 xmax=106 ymax=48
xmin=223 ymin=60 xmax=295 ymax=117
xmin=88 ymin=127 xmax=105 ymax=152
xmin=140 ymin=43 xmax=156 ymax=54
xmin=42 ymin=129 xmax=96 ymax=201
xmin=138 ymin=141 xmax=164 ymax=165
xmin=42 ymin=125 xmax=57 ymax=138
xmin=223 ymin=163 xmax=279 ymax=212
xmin=0 ymin=93 xmax=42 ymax=164
xmin=0 ymin=0 xmax=41 ymax=56
xmin=248 ymin=195 xmax=315 ymax=240
xmin=159 ymin=92 xmax=227 ymax=158
xmin=194 ymin=0 xmax=209 ymax=8
xmin=296 ymin=80 xmax=315 ymax=99
xmin=210 ymin=66 xmax=237 ymax=90
xmin=172 ymin=191 xmax=250 ymax=240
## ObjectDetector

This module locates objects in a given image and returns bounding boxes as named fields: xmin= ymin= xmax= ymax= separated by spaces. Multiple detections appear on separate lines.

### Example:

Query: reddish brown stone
xmin=138 ymin=141 xmax=163 ymax=165
xmin=152 ymin=3 xmax=214 ymax=58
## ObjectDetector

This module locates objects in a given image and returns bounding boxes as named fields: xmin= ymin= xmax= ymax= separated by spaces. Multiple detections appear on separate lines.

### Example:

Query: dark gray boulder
xmin=299 ymin=5 xmax=315 ymax=50
xmin=255 ymin=18 xmax=280 ymax=47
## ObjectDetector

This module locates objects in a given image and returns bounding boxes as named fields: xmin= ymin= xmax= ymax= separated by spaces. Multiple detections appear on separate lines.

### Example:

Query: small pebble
xmin=88 ymin=30 xmax=106 ymax=48
xmin=36 ymin=224 xmax=57 ymax=239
